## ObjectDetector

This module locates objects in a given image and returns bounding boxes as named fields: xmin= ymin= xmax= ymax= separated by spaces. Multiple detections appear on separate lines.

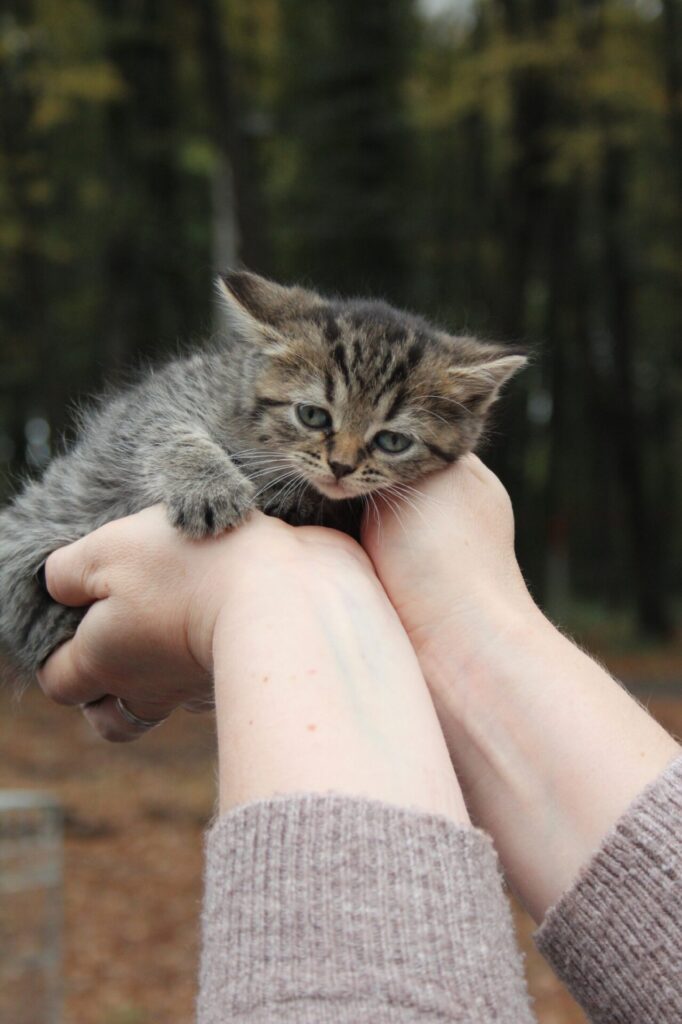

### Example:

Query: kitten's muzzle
xmin=315 ymin=477 xmax=352 ymax=499
xmin=328 ymin=460 xmax=355 ymax=480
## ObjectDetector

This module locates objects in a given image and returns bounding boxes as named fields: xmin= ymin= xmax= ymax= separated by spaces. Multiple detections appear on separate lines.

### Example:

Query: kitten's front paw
xmin=32 ymin=602 xmax=85 ymax=673
xmin=166 ymin=476 xmax=256 ymax=539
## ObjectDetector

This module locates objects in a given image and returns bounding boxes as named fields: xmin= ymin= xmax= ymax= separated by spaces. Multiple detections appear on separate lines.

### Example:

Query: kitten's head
xmin=218 ymin=271 xmax=526 ymax=501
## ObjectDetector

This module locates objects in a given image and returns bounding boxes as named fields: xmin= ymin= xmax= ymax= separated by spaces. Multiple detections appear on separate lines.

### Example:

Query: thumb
xmin=44 ymin=532 xmax=108 ymax=607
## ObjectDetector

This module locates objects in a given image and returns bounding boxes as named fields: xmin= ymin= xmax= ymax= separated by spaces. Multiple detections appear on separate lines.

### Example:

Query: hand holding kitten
xmin=44 ymin=483 xmax=462 ymax=820
xmin=37 ymin=451 xmax=679 ymax=931
xmin=37 ymin=502 xmax=383 ymax=744
xmin=362 ymin=453 xmax=539 ymax=691
xmin=37 ymin=504 xmax=237 ymax=741
xmin=37 ymin=456 xmax=526 ymax=745
xmin=0 ymin=271 xmax=526 ymax=680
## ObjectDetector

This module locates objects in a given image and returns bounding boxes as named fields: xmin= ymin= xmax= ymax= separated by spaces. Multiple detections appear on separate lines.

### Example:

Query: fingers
xmin=81 ymin=696 xmax=149 ymax=744
xmin=38 ymin=630 xmax=174 ymax=742
xmin=44 ymin=533 xmax=109 ymax=607
xmin=36 ymin=598 xmax=117 ymax=706
xmin=462 ymin=452 xmax=491 ymax=482
xmin=36 ymin=620 xmax=107 ymax=707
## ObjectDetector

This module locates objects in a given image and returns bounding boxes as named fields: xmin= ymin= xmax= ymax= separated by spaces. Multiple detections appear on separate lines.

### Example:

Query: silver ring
xmin=114 ymin=697 xmax=168 ymax=731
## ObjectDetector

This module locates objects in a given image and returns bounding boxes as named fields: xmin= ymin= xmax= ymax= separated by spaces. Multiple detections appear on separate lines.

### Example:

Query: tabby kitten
xmin=0 ymin=271 xmax=525 ymax=680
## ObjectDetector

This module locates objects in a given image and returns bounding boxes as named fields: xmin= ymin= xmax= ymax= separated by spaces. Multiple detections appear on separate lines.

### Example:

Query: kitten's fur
xmin=0 ymin=271 xmax=526 ymax=680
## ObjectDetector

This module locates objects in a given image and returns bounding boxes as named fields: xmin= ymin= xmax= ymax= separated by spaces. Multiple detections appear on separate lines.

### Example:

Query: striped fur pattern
xmin=0 ymin=271 xmax=525 ymax=679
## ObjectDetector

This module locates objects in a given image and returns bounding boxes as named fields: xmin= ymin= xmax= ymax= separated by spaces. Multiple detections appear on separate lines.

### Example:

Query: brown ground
xmin=1 ymin=649 xmax=681 ymax=1024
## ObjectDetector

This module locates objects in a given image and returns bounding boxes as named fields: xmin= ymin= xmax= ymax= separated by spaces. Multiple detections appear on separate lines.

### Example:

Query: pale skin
xmin=37 ymin=506 xmax=468 ymax=826
xmin=37 ymin=455 xmax=679 ymax=922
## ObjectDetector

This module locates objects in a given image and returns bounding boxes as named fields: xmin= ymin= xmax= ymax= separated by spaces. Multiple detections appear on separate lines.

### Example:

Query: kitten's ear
xmin=216 ymin=270 xmax=322 ymax=330
xmin=215 ymin=271 xmax=283 ymax=351
xmin=446 ymin=340 xmax=527 ymax=412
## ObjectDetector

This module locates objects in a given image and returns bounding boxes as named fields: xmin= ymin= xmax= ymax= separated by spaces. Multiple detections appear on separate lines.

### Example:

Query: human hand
xmin=36 ymin=505 xmax=277 ymax=741
xmin=362 ymin=454 xmax=538 ymax=688
xmin=38 ymin=502 xmax=466 ymax=823
xmin=204 ymin=511 xmax=467 ymax=821
xmin=363 ymin=455 xmax=680 ymax=920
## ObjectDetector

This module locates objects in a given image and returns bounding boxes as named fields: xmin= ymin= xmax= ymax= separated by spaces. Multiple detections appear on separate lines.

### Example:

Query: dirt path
xmin=1 ymin=672 xmax=680 ymax=1024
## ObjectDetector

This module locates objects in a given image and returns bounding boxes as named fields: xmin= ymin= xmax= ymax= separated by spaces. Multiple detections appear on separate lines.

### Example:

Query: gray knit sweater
xmin=198 ymin=755 xmax=682 ymax=1023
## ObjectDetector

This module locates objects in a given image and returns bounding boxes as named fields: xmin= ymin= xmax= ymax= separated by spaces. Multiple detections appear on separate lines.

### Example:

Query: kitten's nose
xmin=329 ymin=460 xmax=354 ymax=480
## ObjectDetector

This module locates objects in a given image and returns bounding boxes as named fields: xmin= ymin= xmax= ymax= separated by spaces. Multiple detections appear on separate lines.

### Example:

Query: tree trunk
xmin=487 ymin=0 xmax=557 ymax=571
xmin=601 ymin=145 xmax=671 ymax=636
xmin=543 ymin=183 xmax=580 ymax=614
xmin=101 ymin=0 xmax=195 ymax=370
xmin=276 ymin=0 xmax=412 ymax=298
xmin=196 ymin=0 xmax=270 ymax=271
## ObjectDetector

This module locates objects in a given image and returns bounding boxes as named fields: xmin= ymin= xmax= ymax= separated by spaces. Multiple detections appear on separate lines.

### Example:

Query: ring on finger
xmin=114 ymin=697 xmax=169 ymax=731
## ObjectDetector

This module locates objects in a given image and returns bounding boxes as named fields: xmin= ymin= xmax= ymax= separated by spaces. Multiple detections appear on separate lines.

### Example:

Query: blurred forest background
xmin=1 ymin=3 xmax=680 ymax=1022
xmin=0 ymin=0 xmax=680 ymax=641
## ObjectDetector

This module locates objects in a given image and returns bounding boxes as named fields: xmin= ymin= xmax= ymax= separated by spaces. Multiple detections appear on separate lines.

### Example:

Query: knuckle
xmin=80 ymin=562 xmax=110 ymax=600
xmin=82 ymin=702 xmax=135 ymax=744
xmin=39 ymin=642 xmax=101 ymax=707
xmin=76 ymin=647 xmax=104 ymax=690
xmin=37 ymin=669 xmax=72 ymax=706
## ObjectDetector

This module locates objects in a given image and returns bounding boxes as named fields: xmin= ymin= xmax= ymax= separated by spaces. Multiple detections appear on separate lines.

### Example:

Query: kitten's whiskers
xmin=368 ymin=493 xmax=382 ymax=534
xmin=384 ymin=484 xmax=428 ymax=530
xmin=273 ymin=472 xmax=306 ymax=516
xmin=378 ymin=489 xmax=411 ymax=545
xmin=246 ymin=463 xmax=295 ymax=483
xmin=389 ymin=481 xmax=445 ymax=515
xmin=252 ymin=469 xmax=299 ymax=503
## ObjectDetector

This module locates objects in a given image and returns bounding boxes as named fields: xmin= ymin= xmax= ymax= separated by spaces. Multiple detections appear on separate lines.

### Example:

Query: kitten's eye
xmin=297 ymin=404 xmax=332 ymax=430
xmin=374 ymin=431 xmax=413 ymax=454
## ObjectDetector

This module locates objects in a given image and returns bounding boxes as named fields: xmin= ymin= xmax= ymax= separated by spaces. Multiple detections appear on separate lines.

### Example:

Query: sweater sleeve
xmin=535 ymin=752 xmax=682 ymax=1024
xmin=197 ymin=793 xmax=536 ymax=1024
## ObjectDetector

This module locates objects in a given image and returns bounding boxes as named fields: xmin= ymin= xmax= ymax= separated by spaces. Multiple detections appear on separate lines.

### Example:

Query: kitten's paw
xmin=32 ymin=602 xmax=85 ymax=673
xmin=167 ymin=476 xmax=256 ymax=539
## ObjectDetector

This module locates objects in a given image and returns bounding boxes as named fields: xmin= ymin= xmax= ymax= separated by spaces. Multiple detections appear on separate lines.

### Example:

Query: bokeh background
xmin=0 ymin=1 xmax=680 ymax=1022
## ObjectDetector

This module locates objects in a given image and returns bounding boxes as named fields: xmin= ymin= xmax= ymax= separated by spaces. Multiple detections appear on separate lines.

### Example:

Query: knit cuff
xmin=198 ymin=793 xmax=534 ymax=1024
xmin=535 ymin=753 xmax=682 ymax=1024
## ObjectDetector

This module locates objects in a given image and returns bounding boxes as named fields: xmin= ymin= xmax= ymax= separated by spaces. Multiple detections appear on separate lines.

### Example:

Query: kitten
xmin=0 ymin=271 xmax=526 ymax=680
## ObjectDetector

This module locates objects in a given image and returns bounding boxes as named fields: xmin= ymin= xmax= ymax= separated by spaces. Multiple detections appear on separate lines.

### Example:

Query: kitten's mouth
xmin=313 ymin=477 xmax=353 ymax=500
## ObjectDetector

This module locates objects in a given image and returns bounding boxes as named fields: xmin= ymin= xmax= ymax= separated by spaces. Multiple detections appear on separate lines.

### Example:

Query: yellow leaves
xmin=78 ymin=177 xmax=107 ymax=210
xmin=25 ymin=178 xmax=51 ymax=205
xmin=411 ymin=6 xmax=668 ymax=185
xmin=0 ymin=221 xmax=23 ymax=251
xmin=544 ymin=126 xmax=603 ymax=184
xmin=178 ymin=140 xmax=219 ymax=177
xmin=411 ymin=20 xmax=579 ymax=129
xmin=0 ymin=218 xmax=72 ymax=265
xmin=585 ymin=8 xmax=666 ymax=116
xmin=30 ymin=62 xmax=126 ymax=130
xmin=0 ymin=2 xmax=126 ymax=131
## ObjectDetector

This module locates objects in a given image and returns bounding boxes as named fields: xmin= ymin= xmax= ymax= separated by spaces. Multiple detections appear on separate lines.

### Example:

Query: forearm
xmin=210 ymin=564 xmax=467 ymax=821
xmin=197 ymin=564 xmax=537 ymax=1022
xmin=362 ymin=455 xmax=680 ymax=1016
xmin=423 ymin=601 xmax=680 ymax=921
xmin=536 ymin=754 xmax=682 ymax=1024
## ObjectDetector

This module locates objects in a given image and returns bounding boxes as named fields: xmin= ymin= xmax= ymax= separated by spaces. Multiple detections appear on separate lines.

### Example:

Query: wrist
xmin=413 ymin=582 xmax=544 ymax=710
xmin=186 ymin=563 xmax=235 ymax=676
xmin=207 ymin=555 xmax=470 ymax=824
